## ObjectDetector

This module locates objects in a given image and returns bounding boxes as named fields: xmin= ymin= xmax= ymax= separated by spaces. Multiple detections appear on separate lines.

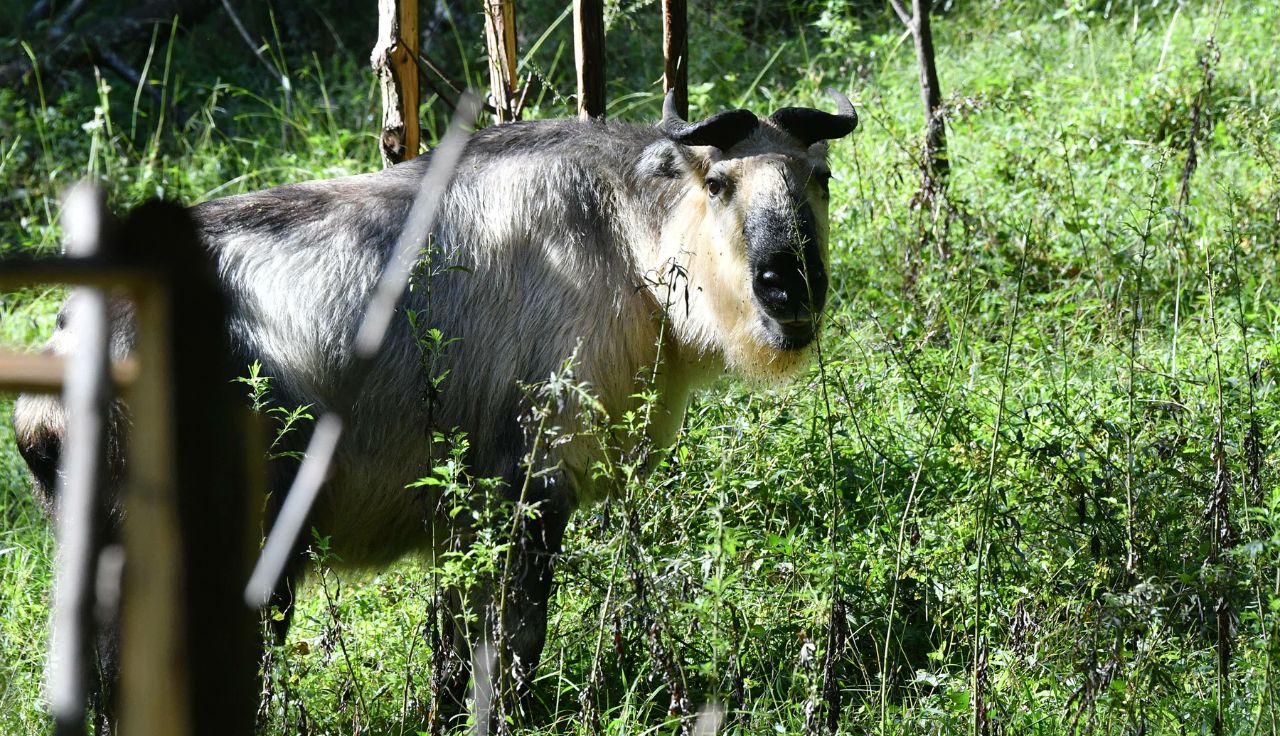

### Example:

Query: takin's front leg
xmin=428 ymin=484 xmax=572 ymax=733
xmin=494 ymin=489 xmax=572 ymax=708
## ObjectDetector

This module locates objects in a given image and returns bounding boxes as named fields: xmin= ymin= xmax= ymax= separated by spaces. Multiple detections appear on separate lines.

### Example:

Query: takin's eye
xmin=814 ymin=170 xmax=832 ymax=196
xmin=705 ymin=175 xmax=727 ymax=199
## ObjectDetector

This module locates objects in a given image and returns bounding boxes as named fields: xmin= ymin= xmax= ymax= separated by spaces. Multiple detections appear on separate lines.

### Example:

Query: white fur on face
xmin=642 ymin=135 xmax=832 ymax=384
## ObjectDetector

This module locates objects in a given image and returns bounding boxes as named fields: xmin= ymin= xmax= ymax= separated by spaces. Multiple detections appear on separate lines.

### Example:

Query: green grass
xmin=0 ymin=396 xmax=54 ymax=734
xmin=4 ymin=0 xmax=1280 ymax=733
xmin=0 ymin=287 xmax=58 ymax=731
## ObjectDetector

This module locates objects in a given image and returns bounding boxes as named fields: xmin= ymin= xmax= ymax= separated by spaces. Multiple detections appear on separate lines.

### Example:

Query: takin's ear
xmin=642 ymin=91 xmax=753 ymax=181
xmin=637 ymin=138 xmax=719 ymax=181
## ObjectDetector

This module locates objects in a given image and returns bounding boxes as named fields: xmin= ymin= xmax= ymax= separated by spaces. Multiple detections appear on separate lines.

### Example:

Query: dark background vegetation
xmin=2 ymin=0 xmax=1280 ymax=733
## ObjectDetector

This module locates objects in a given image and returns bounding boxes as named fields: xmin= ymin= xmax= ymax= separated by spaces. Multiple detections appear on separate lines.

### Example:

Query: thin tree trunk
xmin=372 ymin=0 xmax=421 ymax=167
xmin=890 ymin=0 xmax=949 ymax=198
xmin=661 ymin=0 xmax=688 ymax=119
xmin=573 ymin=0 xmax=605 ymax=120
xmin=483 ymin=0 xmax=520 ymax=123
xmin=913 ymin=0 xmax=948 ymax=193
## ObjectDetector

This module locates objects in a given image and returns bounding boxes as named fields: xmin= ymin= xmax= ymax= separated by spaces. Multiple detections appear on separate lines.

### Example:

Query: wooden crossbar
xmin=0 ymin=349 xmax=138 ymax=394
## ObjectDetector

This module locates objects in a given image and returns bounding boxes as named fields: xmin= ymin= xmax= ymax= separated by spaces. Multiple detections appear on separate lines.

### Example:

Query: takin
xmin=12 ymin=91 xmax=857 ymax=727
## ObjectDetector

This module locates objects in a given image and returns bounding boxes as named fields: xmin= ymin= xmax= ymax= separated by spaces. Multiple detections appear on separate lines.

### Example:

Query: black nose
xmin=752 ymin=259 xmax=827 ymax=321
xmin=17 ymin=429 xmax=62 ymax=498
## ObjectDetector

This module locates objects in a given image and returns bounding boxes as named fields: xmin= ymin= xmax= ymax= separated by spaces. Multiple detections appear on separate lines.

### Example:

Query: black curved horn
xmin=828 ymin=88 xmax=858 ymax=121
xmin=768 ymin=89 xmax=859 ymax=147
xmin=659 ymin=90 xmax=759 ymax=150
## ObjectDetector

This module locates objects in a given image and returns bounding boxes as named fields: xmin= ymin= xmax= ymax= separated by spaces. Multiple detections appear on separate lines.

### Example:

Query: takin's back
xmin=186 ymin=119 xmax=678 ymax=563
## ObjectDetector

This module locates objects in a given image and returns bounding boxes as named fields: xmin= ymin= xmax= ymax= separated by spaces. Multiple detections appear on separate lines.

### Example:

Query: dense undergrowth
xmin=3 ymin=0 xmax=1280 ymax=733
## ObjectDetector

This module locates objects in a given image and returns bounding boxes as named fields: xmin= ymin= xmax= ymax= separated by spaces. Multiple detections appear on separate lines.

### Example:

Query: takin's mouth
xmin=763 ymin=315 xmax=817 ymax=351
xmin=750 ymin=261 xmax=827 ymax=353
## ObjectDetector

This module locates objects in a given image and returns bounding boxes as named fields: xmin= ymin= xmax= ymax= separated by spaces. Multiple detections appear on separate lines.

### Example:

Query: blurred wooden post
xmin=118 ymin=202 xmax=259 ymax=736
xmin=573 ymin=0 xmax=605 ymax=119
xmin=118 ymin=224 xmax=190 ymax=736
xmin=373 ymin=0 xmax=421 ymax=166
xmin=661 ymin=0 xmax=688 ymax=119
xmin=483 ymin=0 xmax=520 ymax=123
xmin=48 ymin=184 xmax=113 ymax=736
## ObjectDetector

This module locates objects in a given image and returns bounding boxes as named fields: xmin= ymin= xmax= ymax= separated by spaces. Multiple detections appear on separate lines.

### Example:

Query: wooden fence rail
xmin=574 ymin=0 xmax=606 ymax=119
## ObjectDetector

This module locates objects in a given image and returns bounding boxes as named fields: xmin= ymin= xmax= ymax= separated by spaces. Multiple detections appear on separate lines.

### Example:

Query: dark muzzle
xmin=753 ymin=254 xmax=827 ymax=321
xmin=16 ymin=421 xmax=62 ymax=502
xmin=747 ymin=204 xmax=828 ymax=349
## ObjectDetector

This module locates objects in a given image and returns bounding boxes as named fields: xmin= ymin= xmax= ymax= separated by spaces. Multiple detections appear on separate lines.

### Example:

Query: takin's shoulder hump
xmin=189 ymin=162 xmax=425 ymax=242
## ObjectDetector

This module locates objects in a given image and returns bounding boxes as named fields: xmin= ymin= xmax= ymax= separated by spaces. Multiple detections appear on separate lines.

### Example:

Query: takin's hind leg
xmin=493 ymin=492 xmax=571 ymax=713
xmin=426 ymin=493 xmax=571 ymax=734
xmin=425 ymin=586 xmax=475 ymax=735
xmin=256 ymin=549 xmax=307 ymax=732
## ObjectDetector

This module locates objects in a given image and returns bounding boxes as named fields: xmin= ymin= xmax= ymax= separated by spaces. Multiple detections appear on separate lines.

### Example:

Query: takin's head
xmin=639 ymin=90 xmax=858 ymax=382
xmin=11 ymin=294 xmax=135 ymax=516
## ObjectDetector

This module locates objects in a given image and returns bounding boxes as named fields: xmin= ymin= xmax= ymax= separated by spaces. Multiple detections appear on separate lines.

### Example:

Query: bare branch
xmin=888 ymin=0 xmax=913 ymax=28
xmin=217 ymin=0 xmax=284 ymax=84
xmin=48 ymin=183 xmax=113 ymax=736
